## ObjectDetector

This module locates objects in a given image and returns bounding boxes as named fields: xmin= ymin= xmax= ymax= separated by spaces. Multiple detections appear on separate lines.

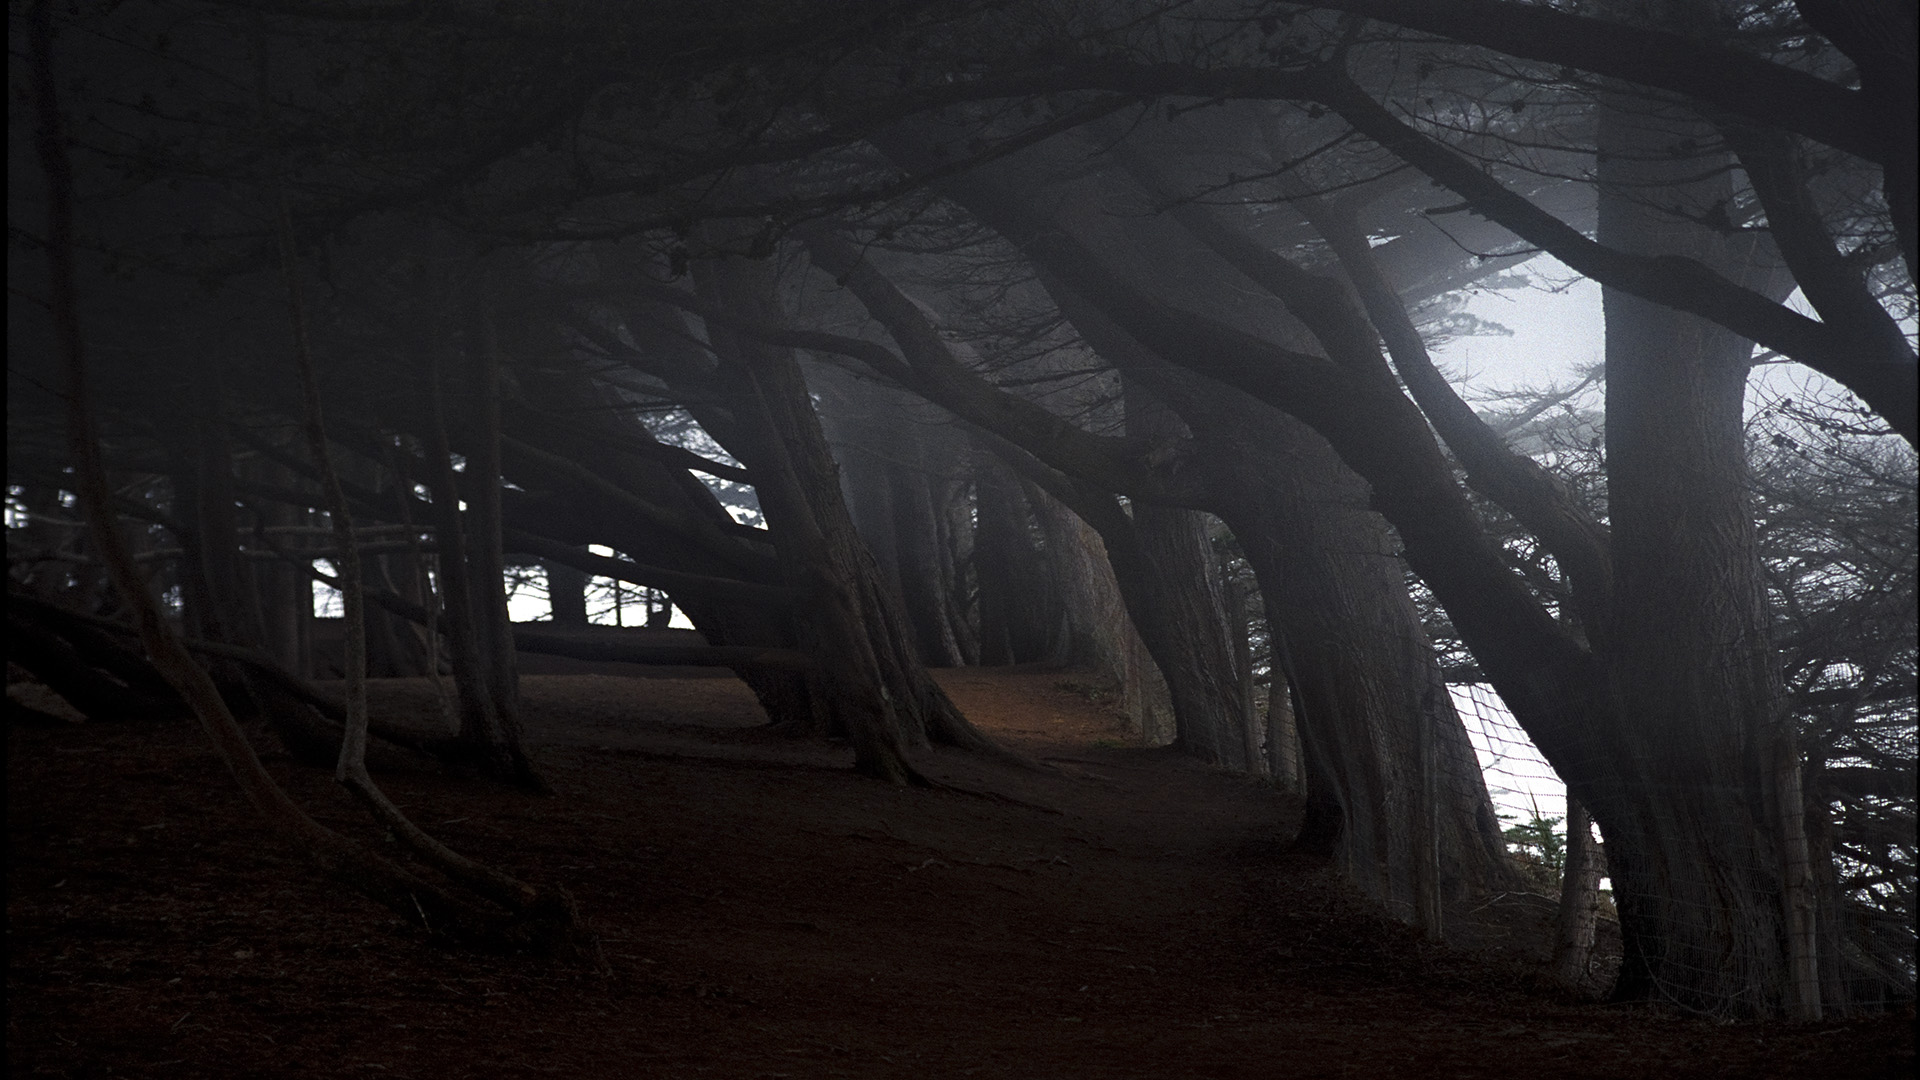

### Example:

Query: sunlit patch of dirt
xmin=8 ymin=669 xmax=1913 ymax=1078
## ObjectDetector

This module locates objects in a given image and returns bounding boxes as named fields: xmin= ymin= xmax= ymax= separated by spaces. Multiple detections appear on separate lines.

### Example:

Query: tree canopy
xmin=10 ymin=0 xmax=1914 ymax=1019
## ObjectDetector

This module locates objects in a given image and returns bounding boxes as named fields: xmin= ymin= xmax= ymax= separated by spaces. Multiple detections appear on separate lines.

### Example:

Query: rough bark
xmin=1594 ymin=90 xmax=1807 ymax=1015
xmin=851 ymin=129 xmax=1517 ymax=909
xmin=1552 ymin=796 xmax=1605 ymax=986
xmin=1195 ymin=383 xmax=1513 ymax=907
xmin=816 ymin=369 xmax=967 ymax=667
xmin=1025 ymin=478 xmax=1173 ymax=743
xmin=1225 ymin=579 xmax=1265 ymax=777
xmin=1123 ymin=381 xmax=1248 ymax=770
xmin=692 ymin=248 xmax=1002 ymax=778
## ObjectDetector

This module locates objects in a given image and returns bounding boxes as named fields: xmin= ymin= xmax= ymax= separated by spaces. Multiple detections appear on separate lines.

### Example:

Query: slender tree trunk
xmin=166 ymin=389 xmax=349 ymax=763
xmin=244 ymin=451 xmax=314 ymax=678
xmin=463 ymin=296 xmax=543 ymax=791
xmin=815 ymin=369 xmax=967 ymax=668
xmin=280 ymin=204 xmax=587 ymax=957
xmin=421 ymin=315 xmax=543 ymax=788
xmin=423 ymin=340 xmax=502 ymax=751
xmin=1552 ymin=796 xmax=1604 ymax=986
xmin=26 ymin=9 xmax=496 ymax=939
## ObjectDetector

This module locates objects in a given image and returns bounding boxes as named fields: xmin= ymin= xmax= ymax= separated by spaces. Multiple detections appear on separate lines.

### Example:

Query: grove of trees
xmin=9 ymin=0 xmax=1914 ymax=1019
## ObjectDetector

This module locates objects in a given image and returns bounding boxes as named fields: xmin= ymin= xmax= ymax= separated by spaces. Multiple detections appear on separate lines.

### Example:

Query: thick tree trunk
xmin=1126 ymin=497 xmax=1244 ymax=769
xmin=1025 ymin=477 xmax=1173 ymax=743
xmin=1214 ymin=402 xmax=1512 ymax=908
xmin=1049 ymin=265 xmax=1515 ymax=907
xmin=1594 ymin=92 xmax=1807 ymax=1015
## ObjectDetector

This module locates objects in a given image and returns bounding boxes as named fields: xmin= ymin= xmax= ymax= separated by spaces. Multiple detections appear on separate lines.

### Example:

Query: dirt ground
xmin=8 ymin=667 xmax=1914 ymax=1079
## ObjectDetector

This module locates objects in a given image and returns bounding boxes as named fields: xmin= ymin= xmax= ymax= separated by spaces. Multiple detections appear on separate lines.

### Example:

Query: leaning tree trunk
xmin=800 ymin=225 xmax=1238 ymax=765
xmin=1201 ymin=386 xmax=1512 ymax=911
xmin=1592 ymin=90 xmax=1811 ymax=1017
xmin=500 ymin=342 xmax=829 ymax=734
xmin=692 ymin=249 xmax=1002 ymax=779
xmin=886 ymin=457 xmax=967 ymax=667
xmin=1123 ymin=380 xmax=1249 ymax=769
xmin=1040 ymin=245 xmax=1514 ymax=910
xmin=1025 ymin=476 xmax=1174 ymax=743
xmin=544 ymin=560 xmax=590 ymax=626
xmin=1552 ymin=796 xmax=1606 ymax=986
xmin=815 ymin=368 xmax=967 ymax=667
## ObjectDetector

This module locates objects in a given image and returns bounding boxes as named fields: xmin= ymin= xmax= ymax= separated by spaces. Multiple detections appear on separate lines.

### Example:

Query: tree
xmin=11 ymin=0 xmax=1909 ymax=1014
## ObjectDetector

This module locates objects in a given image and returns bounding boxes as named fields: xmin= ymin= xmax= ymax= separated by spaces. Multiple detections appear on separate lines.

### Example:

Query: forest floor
xmin=8 ymin=666 xmax=1914 ymax=1079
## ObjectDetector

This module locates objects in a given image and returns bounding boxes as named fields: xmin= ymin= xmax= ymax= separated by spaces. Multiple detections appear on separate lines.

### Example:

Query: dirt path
xmin=7 ymin=670 xmax=1913 ymax=1078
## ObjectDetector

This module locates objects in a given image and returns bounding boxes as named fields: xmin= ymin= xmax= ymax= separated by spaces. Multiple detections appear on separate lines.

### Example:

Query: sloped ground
xmin=7 ymin=668 xmax=1913 ymax=1079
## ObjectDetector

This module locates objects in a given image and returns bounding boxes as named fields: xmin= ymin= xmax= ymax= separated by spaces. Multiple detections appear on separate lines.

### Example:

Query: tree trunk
xmin=166 ymin=389 xmax=348 ymax=764
xmin=1552 ymin=796 xmax=1604 ymax=986
xmin=692 ymin=249 xmax=1001 ymax=778
xmin=815 ymin=369 xmax=967 ymax=667
xmin=973 ymin=447 xmax=1061 ymax=666
xmin=545 ymin=559 xmax=589 ymax=626
xmin=423 ymin=334 xmax=515 ymax=763
xmin=1109 ymin=380 xmax=1249 ymax=769
xmin=1057 ymin=270 xmax=1515 ymax=907
xmin=462 ymin=296 xmax=542 ymax=790
xmin=1213 ymin=401 xmax=1513 ymax=909
xmin=887 ymin=460 xmax=966 ymax=667
xmin=499 ymin=337 xmax=818 ymax=734
xmin=243 ymin=451 xmax=314 ymax=678
xmin=1594 ymin=90 xmax=1806 ymax=1015
xmin=1266 ymin=669 xmax=1303 ymax=791
xmin=1226 ymin=579 xmax=1265 ymax=776
xmin=1025 ymin=477 xmax=1173 ymax=743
